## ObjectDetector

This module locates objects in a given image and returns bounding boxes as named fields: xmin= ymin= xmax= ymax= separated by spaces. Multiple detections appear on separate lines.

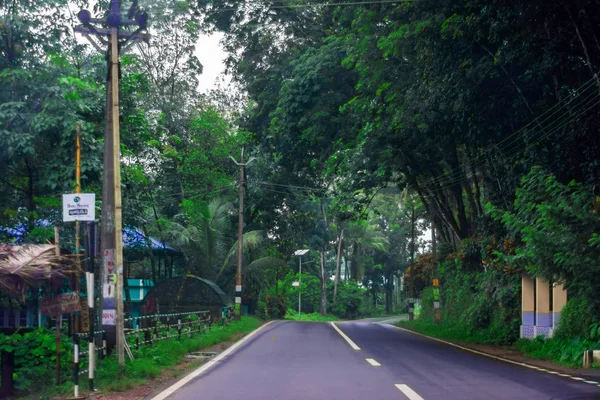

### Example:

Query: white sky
xmin=195 ymin=32 xmax=229 ymax=92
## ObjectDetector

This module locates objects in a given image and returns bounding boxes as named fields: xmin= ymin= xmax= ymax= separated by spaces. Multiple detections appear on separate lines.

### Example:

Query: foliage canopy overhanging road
xmin=1 ymin=0 xmax=600 ymax=370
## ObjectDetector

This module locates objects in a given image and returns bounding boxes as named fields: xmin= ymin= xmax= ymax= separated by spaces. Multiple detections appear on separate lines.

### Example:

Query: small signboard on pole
xmin=62 ymin=193 xmax=95 ymax=222
xmin=102 ymin=309 xmax=116 ymax=325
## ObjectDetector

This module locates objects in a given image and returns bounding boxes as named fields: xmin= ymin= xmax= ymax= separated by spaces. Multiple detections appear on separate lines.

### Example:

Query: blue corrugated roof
xmin=122 ymin=226 xmax=180 ymax=253
xmin=1 ymin=222 xmax=180 ymax=254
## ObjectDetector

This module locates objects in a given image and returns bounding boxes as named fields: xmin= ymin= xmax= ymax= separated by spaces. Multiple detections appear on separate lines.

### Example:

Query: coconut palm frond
xmin=218 ymin=230 xmax=266 ymax=278
xmin=245 ymin=256 xmax=286 ymax=272
xmin=3 ymin=245 xmax=55 ymax=274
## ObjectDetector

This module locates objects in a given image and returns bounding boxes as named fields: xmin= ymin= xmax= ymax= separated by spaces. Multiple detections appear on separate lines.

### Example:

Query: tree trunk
xmin=408 ymin=204 xmax=416 ymax=298
xmin=344 ymin=253 xmax=349 ymax=282
xmin=25 ymin=159 xmax=35 ymax=232
xmin=0 ymin=351 xmax=14 ymax=399
xmin=333 ymin=227 xmax=344 ymax=304
xmin=566 ymin=5 xmax=600 ymax=87
xmin=319 ymin=249 xmax=327 ymax=315
xmin=385 ymin=269 xmax=393 ymax=314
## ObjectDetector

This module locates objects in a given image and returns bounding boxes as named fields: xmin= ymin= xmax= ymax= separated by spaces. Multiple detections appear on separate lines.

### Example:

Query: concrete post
xmin=535 ymin=277 xmax=552 ymax=337
xmin=521 ymin=274 xmax=535 ymax=338
xmin=553 ymin=283 xmax=568 ymax=331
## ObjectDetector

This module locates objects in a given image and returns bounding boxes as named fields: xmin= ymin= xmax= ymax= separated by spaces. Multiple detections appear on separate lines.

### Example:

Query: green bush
xmin=327 ymin=281 xmax=364 ymax=319
xmin=279 ymin=272 xmax=322 ymax=314
xmin=418 ymin=286 xmax=434 ymax=321
xmin=0 ymin=328 xmax=73 ymax=393
xmin=487 ymin=166 xmax=600 ymax=318
xmin=284 ymin=309 xmax=337 ymax=321
xmin=264 ymin=293 xmax=287 ymax=319
xmin=409 ymin=255 xmax=520 ymax=345
xmin=554 ymin=296 xmax=595 ymax=339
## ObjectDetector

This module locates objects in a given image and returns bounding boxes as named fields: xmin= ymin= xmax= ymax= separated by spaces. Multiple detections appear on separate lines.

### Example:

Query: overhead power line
xmin=255 ymin=181 xmax=328 ymax=192
xmin=423 ymin=93 xmax=600 ymax=192
xmin=420 ymin=75 xmax=600 ymax=189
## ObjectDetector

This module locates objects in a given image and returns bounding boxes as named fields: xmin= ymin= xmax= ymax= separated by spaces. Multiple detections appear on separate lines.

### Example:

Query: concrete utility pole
xmin=230 ymin=148 xmax=256 ymax=320
xmin=431 ymin=205 xmax=440 ymax=324
xmin=74 ymin=0 xmax=150 ymax=367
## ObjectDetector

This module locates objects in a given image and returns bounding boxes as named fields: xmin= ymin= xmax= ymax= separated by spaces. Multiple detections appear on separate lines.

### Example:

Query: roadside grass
xmin=284 ymin=309 xmax=338 ymax=322
xmin=398 ymin=319 xmax=600 ymax=368
xmin=18 ymin=316 xmax=262 ymax=399
xmin=96 ymin=316 xmax=262 ymax=392
xmin=512 ymin=336 xmax=600 ymax=367
xmin=284 ymin=308 xmax=406 ymax=322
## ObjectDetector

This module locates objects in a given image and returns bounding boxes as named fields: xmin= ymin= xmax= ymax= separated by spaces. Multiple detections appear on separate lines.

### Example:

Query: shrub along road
xmin=154 ymin=321 xmax=600 ymax=400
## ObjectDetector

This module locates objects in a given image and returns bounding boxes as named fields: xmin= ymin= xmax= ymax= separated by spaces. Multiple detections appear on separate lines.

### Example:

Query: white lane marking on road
xmin=584 ymin=380 xmax=599 ymax=384
xmin=330 ymin=322 xmax=361 ymax=350
xmin=365 ymin=358 xmax=381 ymax=366
xmin=150 ymin=321 xmax=276 ymax=400
xmin=385 ymin=324 xmax=600 ymax=387
xmin=395 ymin=384 xmax=424 ymax=400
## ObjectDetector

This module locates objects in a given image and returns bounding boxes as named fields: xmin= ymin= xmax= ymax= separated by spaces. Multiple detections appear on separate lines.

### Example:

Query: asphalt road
xmin=160 ymin=320 xmax=600 ymax=400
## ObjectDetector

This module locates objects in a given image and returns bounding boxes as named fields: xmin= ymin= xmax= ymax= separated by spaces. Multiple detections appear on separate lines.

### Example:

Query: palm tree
xmin=345 ymin=216 xmax=389 ymax=281
xmin=168 ymin=198 xmax=285 ymax=286
xmin=169 ymin=198 xmax=266 ymax=279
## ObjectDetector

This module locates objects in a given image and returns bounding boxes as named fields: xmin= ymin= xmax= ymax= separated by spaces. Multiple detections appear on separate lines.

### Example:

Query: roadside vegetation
xmin=16 ymin=317 xmax=262 ymax=399
xmin=284 ymin=309 xmax=338 ymax=322
xmin=2 ymin=0 xmax=600 ymax=394
xmin=400 ymin=167 xmax=600 ymax=368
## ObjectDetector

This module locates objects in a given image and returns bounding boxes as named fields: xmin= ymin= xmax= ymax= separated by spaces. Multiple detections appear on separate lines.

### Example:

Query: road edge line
xmin=384 ymin=323 xmax=600 ymax=388
xmin=395 ymin=384 xmax=424 ymax=400
xmin=150 ymin=320 xmax=276 ymax=400
xmin=330 ymin=322 xmax=361 ymax=350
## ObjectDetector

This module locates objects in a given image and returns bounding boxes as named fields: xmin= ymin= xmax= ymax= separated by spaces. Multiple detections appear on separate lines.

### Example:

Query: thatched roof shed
xmin=0 ymin=244 xmax=76 ymax=302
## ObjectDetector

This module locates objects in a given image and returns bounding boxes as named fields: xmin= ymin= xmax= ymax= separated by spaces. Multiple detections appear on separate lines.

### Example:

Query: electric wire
xmin=420 ymin=75 xmax=600 ymax=187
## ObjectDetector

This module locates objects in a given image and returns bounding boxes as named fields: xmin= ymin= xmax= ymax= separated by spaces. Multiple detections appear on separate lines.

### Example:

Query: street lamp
xmin=74 ymin=0 xmax=150 ymax=373
xmin=293 ymin=249 xmax=309 ymax=317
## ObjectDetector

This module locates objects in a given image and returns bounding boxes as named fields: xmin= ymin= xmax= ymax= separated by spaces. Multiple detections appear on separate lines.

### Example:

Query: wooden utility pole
xmin=74 ymin=0 xmax=150 ymax=369
xmin=432 ymin=205 xmax=440 ymax=324
xmin=74 ymin=124 xmax=82 ymax=333
xmin=230 ymin=148 xmax=256 ymax=320
xmin=111 ymin=27 xmax=126 ymax=368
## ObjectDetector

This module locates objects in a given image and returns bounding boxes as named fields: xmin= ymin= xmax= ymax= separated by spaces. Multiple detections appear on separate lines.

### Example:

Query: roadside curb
xmin=149 ymin=320 xmax=276 ymax=400
xmin=381 ymin=323 xmax=600 ymax=389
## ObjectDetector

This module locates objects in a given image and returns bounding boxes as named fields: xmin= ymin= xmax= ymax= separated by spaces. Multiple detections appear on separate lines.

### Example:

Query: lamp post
xmin=293 ymin=249 xmax=309 ymax=316
xmin=74 ymin=0 xmax=150 ymax=368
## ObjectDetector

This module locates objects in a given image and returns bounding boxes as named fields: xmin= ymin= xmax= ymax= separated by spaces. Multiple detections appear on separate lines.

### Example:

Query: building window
xmin=19 ymin=311 xmax=27 ymax=327
xmin=0 ymin=309 xmax=5 ymax=327
xmin=8 ymin=311 xmax=15 ymax=327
